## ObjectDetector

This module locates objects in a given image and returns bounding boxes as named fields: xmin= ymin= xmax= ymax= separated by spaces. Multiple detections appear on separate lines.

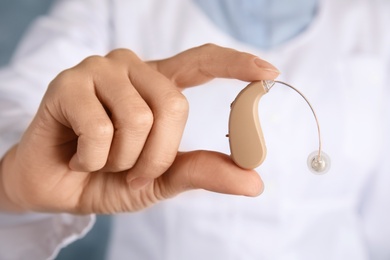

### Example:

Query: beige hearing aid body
xmin=228 ymin=81 xmax=269 ymax=169
xmin=228 ymin=80 xmax=330 ymax=174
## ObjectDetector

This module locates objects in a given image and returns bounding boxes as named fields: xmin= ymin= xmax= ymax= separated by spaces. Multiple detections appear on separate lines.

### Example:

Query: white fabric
xmin=0 ymin=213 xmax=94 ymax=260
xmin=0 ymin=0 xmax=389 ymax=259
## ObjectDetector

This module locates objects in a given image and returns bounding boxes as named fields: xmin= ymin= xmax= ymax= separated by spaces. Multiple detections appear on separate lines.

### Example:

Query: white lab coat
xmin=0 ymin=0 xmax=389 ymax=259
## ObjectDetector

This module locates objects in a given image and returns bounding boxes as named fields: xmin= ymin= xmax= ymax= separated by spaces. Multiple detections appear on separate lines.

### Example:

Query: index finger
xmin=148 ymin=43 xmax=279 ymax=88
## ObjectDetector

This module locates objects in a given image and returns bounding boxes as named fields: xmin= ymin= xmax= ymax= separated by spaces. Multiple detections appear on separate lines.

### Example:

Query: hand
xmin=0 ymin=44 xmax=279 ymax=214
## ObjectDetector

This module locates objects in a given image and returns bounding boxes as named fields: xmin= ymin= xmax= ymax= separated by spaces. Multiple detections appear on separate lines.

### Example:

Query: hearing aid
xmin=228 ymin=80 xmax=331 ymax=174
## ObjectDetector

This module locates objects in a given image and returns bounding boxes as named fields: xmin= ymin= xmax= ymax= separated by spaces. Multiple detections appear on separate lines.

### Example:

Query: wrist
xmin=0 ymin=145 xmax=27 ymax=212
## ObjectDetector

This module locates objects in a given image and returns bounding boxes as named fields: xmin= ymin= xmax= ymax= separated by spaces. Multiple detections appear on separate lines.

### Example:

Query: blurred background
xmin=0 ymin=1 xmax=111 ymax=259
xmin=0 ymin=0 xmax=53 ymax=66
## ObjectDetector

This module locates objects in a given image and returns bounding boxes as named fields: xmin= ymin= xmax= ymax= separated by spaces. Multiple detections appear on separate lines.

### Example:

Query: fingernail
xmin=130 ymin=177 xmax=153 ymax=190
xmin=254 ymin=58 xmax=280 ymax=74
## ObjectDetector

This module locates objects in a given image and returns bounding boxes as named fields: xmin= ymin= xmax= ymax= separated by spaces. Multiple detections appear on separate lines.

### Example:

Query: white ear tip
xmin=307 ymin=151 xmax=331 ymax=175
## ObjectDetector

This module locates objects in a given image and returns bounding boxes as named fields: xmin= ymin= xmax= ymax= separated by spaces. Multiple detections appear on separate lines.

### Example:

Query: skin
xmin=0 ymin=44 xmax=279 ymax=214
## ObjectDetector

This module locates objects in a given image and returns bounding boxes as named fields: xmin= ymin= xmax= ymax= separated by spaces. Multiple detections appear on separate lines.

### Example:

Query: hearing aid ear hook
xmin=227 ymin=80 xmax=330 ymax=174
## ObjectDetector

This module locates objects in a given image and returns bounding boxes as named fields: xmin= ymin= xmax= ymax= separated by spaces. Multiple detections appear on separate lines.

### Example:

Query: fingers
xmin=63 ymin=91 xmax=114 ymax=172
xmin=93 ymin=69 xmax=154 ymax=172
xmin=53 ymin=45 xmax=276 ymax=180
xmin=106 ymin=50 xmax=189 ymax=183
xmin=50 ymin=50 xmax=188 ymax=176
xmin=149 ymin=43 xmax=280 ymax=88
xmin=154 ymin=150 xmax=264 ymax=199
xmin=51 ymin=55 xmax=155 ymax=173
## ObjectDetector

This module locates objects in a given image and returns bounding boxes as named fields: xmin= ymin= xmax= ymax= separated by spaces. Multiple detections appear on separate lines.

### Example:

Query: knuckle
xmin=48 ymin=68 xmax=86 ymax=97
xmin=78 ymin=55 xmax=111 ymax=73
xmin=198 ymin=43 xmax=218 ymax=52
xmin=53 ymin=55 xmax=110 ymax=84
xmin=81 ymin=55 xmax=107 ymax=67
xmin=162 ymin=92 xmax=189 ymax=117
xmin=192 ymin=44 xmax=217 ymax=77
xmin=52 ymin=68 xmax=78 ymax=86
xmin=130 ymin=107 xmax=154 ymax=129
xmin=78 ymin=118 xmax=114 ymax=144
xmin=107 ymin=48 xmax=138 ymax=60
xmin=55 ymin=68 xmax=74 ymax=80
xmin=91 ymin=118 xmax=115 ymax=138
xmin=196 ymin=43 xmax=219 ymax=60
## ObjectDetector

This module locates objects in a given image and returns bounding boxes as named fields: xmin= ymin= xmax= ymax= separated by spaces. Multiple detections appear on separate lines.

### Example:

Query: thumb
xmin=155 ymin=150 xmax=264 ymax=199
xmin=148 ymin=43 xmax=279 ymax=88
